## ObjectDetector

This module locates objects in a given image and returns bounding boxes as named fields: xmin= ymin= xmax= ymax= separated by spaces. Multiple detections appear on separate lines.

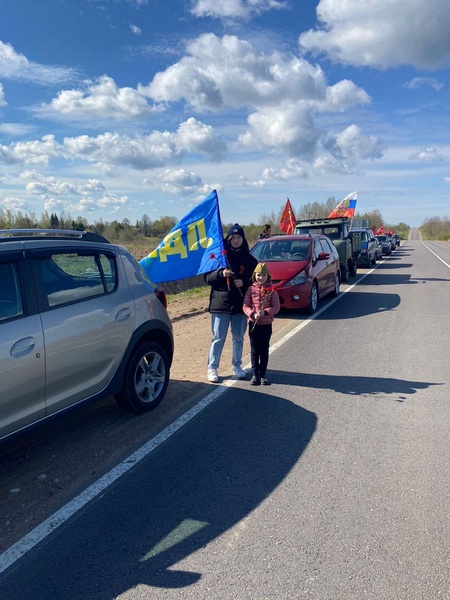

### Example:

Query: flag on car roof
xmin=279 ymin=197 xmax=296 ymax=234
xmin=374 ymin=226 xmax=385 ymax=235
xmin=139 ymin=189 xmax=227 ymax=283
xmin=327 ymin=191 xmax=357 ymax=219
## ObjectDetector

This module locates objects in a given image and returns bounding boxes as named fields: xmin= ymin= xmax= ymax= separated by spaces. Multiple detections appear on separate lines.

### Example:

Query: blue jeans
xmin=208 ymin=312 xmax=247 ymax=371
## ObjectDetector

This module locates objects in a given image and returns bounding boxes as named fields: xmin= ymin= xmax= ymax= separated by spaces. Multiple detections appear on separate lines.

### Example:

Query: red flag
xmin=279 ymin=198 xmax=296 ymax=234
xmin=374 ymin=226 xmax=385 ymax=235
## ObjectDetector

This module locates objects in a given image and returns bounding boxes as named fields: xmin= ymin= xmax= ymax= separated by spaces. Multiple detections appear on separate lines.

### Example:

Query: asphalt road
xmin=1 ymin=237 xmax=450 ymax=599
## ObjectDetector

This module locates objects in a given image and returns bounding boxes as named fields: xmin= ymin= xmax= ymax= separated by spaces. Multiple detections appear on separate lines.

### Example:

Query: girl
xmin=243 ymin=263 xmax=280 ymax=385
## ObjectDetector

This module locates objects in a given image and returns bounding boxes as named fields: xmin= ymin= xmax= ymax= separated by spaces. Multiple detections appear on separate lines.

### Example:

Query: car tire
xmin=308 ymin=282 xmax=318 ymax=314
xmin=341 ymin=263 xmax=349 ymax=283
xmin=331 ymin=273 xmax=340 ymax=297
xmin=349 ymin=259 xmax=357 ymax=278
xmin=115 ymin=341 xmax=170 ymax=413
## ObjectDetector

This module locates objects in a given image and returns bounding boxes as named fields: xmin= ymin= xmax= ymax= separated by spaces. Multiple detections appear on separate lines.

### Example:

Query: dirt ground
xmin=165 ymin=288 xmax=292 ymax=383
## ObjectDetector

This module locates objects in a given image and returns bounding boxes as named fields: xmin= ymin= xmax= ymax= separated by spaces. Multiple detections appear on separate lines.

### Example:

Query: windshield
xmin=376 ymin=235 xmax=388 ymax=242
xmin=252 ymin=239 xmax=311 ymax=262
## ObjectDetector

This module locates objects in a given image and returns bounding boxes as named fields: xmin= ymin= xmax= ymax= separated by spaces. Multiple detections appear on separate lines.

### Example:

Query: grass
xmin=166 ymin=286 xmax=209 ymax=303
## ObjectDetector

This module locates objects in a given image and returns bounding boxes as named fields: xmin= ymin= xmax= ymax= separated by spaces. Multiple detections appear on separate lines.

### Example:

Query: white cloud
xmin=158 ymin=168 xmax=203 ymax=195
xmin=409 ymin=146 xmax=447 ymax=162
xmin=319 ymin=80 xmax=371 ymax=112
xmin=130 ymin=24 xmax=142 ymax=36
xmin=0 ymin=119 xmax=226 ymax=170
xmin=22 ymin=171 xmax=107 ymax=197
xmin=190 ymin=0 xmax=289 ymax=20
xmin=0 ymin=195 xmax=31 ymax=212
xmin=261 ymin=159 xmax=308 ymax=181
xmin=143 ymin=33 xmax=373 ymax=165
xmin=403 ymin=77 xmax=444 ymax=91
xmin=44 ymin=75 xmax=152 ymax=120
xmin=312 ymin=156 xmax=357 ymax=175
xmin=0 ymin=135 xmax=63 ymax=166
xmin=175 ymin=117 xmax=227 ymax=161
xmin=240 ymin=103 xmax=320 ymax=158
xmin=0 ymin=40 xmax=78 ymax=84
xmin=322 ymin=124 xmax=384 ymax=161
xmin=0 ymin=123 xmax=35 ymax=136
xmin=0 ymin=83 xmax=6 ymax=107
xmin=62 ymin=118 xmax=225 ymax=168
xmin=299 ymin=0 xmax=450 ymax=70
xmin=144 ymin=34 xmax=329 ymax=111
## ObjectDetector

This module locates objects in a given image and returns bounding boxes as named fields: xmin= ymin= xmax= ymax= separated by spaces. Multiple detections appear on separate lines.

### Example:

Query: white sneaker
xmin=234 ymin=367 xmax=246 ymax=379
xmin=207 ymin=369 xmax=219 ymax=383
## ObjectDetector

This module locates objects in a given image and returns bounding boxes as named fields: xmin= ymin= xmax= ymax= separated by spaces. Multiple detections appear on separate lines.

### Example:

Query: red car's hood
xmin=266 ymin=259 xmax=308 ymax=283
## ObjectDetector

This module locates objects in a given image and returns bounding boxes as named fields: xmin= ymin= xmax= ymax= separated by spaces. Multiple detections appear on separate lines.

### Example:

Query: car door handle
xmin=10 ymin=337 xmax=36 ymax=359
xmin=115 ymin=308 xmax=131 ymax=323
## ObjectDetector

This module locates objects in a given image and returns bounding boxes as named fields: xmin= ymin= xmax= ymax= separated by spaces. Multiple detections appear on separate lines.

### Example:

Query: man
xmin=259 ymin=224 xmax=272 ymax=239
xmin=204 ymin=224 xmax=258 ymax=383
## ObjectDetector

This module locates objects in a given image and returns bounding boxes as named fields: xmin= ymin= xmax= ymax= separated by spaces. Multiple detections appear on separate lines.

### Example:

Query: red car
xmin=250 ymin=234 xmax=340 ymax=313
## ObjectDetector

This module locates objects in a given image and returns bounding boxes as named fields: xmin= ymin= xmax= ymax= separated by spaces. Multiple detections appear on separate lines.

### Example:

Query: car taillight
xmin=155 ymin=286 xmax=167 ymax=309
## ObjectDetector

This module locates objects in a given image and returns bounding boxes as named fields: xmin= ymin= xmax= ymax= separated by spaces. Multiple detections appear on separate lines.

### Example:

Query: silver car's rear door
xmin=33 ymin=249 xmax=135 ymax=414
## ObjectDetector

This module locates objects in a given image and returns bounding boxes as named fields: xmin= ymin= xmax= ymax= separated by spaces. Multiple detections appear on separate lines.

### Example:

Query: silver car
xmin=0 ymin=229 xmax=174 ymax=442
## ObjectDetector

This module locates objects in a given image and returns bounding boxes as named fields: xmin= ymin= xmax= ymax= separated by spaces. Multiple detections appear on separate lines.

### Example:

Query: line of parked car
xmin=375 ymin=233 xmax=400 ymax=256
xmin=249 ymin=227 xmax=400 ymax=315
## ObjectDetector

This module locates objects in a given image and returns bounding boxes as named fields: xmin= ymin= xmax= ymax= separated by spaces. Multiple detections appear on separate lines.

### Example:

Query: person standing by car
xmin=205 ymin=224 xmax=258 ymax=383
xmin=243 ymin=263 xmax=280 ymax=386
xmin=259 ymin=224 xmax=272 ymax=239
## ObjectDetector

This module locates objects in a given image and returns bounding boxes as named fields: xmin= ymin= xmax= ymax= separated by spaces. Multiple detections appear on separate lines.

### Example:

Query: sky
xmin=1 ymin=0 xmax=450 ymax=228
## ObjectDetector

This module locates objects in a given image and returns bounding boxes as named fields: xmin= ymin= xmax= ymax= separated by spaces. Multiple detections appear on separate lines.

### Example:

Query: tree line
xmin=0 ymin=197 xmax=413 ymax=245
xmin=419 ymin=216 xmax=450 ymax=241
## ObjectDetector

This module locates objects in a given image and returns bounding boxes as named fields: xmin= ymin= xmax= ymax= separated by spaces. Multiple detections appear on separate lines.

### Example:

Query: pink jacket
xmin=243 ymin=283 xmax=280 ymax=325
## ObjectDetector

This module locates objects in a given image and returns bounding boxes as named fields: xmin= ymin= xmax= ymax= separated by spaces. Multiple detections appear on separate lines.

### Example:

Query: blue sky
xmin=1 ymin=0 xmax=449 ymax=228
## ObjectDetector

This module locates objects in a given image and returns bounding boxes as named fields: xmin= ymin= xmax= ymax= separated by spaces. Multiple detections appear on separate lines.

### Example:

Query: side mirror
xmin=317 ymin=252 xmax=330 ymax=261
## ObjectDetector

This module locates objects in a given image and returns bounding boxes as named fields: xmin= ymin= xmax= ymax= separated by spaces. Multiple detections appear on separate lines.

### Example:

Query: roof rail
xmin=0 ymin=229 xmax=110 ymax=243
xmin=295 ymin=216 xmax=350 ymax=225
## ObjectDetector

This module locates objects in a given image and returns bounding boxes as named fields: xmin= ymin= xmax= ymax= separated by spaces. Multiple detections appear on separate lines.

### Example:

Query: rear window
xmin=38 ymin=252 xmax=117 ymax=307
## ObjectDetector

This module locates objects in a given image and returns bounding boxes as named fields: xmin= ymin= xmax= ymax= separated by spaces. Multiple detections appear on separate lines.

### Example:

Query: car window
xmin=289 ymin=240 xmax=310 ymax=259
xmin=323 ymin=227 xmax=339 ymax=240
xmin=0 ymin=261 xmax=23 ymax=321
xmin=38 ymin=252 xmax=117 ymax=307
xmin=313 ymin=238 xmax=323 ymax=258
xmin=320 ymin=238 xmax=334 ymax=254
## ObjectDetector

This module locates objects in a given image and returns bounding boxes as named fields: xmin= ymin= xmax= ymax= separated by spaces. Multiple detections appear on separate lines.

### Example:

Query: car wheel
xmin=115 ymin=341 xmax=170 ymax=413
xmin=331 ymin=273 xmax=340 ymax=297
xmin=349 ymin=259 xmax=357 ymax=278
xmin=308 ymin=282 xmax=318 ymax=314
xmin=341 ymin=263 xmax=349 ymax=282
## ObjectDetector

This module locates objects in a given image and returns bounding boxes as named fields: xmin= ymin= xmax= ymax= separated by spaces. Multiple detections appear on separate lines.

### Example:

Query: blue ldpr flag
xmin=139 ymin=189 xmax=227 ymax=283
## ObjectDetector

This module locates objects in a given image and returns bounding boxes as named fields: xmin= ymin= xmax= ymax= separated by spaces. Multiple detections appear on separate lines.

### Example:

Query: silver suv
xmin=0 ymin=229 xmax=174 ymax=442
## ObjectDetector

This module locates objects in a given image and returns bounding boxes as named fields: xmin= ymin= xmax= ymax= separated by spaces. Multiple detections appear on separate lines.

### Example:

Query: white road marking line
xmin=421 ymin=241 xmax=450 ymax=268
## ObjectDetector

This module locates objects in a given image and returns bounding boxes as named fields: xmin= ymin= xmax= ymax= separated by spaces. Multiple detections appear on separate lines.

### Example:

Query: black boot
xmin=251 ymin=370 xmax=260 ymax=386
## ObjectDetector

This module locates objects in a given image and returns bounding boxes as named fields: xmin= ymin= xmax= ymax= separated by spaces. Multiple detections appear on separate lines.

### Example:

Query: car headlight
xmin=286 ymin=271 xmax=307 ymax=286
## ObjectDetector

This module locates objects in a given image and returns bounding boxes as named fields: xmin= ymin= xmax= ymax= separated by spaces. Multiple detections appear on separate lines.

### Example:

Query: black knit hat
xmin=226 ymin=223 xmax=245 ymax=239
